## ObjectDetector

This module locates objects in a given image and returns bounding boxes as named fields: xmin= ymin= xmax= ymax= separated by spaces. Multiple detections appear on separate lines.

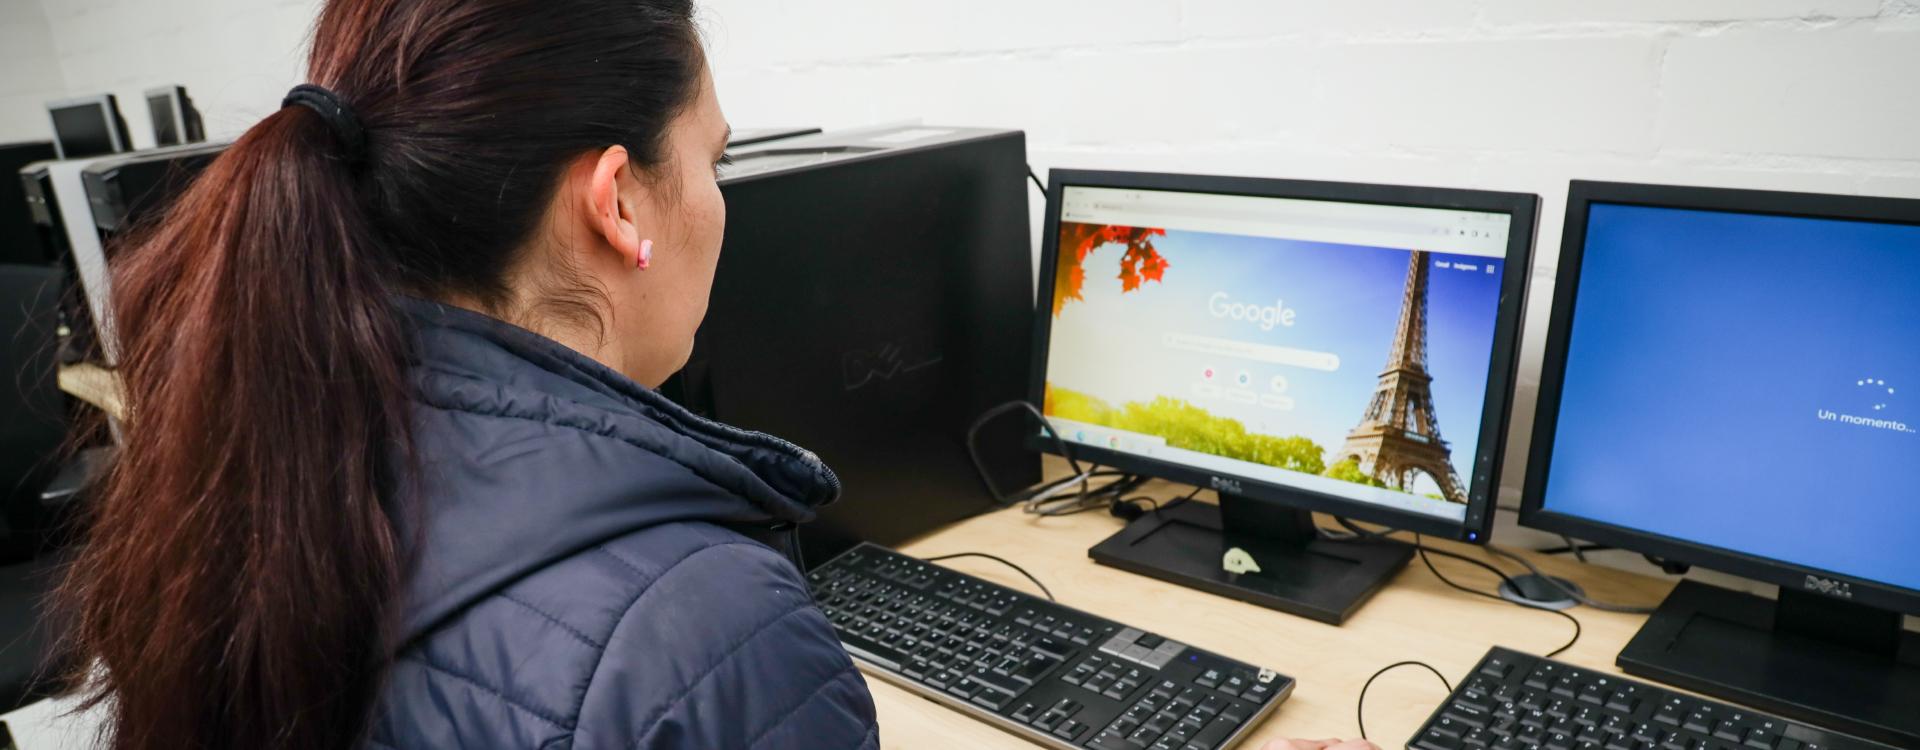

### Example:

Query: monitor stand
xmin=1618 ymin=580 xmax=1920 ymax=747
xmin=1086 ymin=492 xmax=1413 ymax=625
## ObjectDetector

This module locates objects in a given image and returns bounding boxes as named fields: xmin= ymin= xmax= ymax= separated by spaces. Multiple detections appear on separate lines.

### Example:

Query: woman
xmin=54 ymin=0 xmax=1386 ymax=748
xmin=56 ymin=1 xmax=873 ymax=748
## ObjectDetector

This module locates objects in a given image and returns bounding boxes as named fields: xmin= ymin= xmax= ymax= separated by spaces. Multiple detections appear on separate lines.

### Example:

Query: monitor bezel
xmin=144 ymin=85 xmax=189 ymax=147
xmin=45 ymin=94 xmax=127 ymax=159
xmin=1030 ymin=168 xmax=1539 ymax=542
xmin=1521 ymin=179 xmax=1920 ymax=616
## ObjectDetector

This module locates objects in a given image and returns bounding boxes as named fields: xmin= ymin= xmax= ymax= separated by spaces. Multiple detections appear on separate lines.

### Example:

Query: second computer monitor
xmin=46 ymin=95 xmax=130 ymax=160
xmin=1036 ymin=170 xmax=1536 ymax=623
xmin=145 ymin=85 xmax=205 ymax=147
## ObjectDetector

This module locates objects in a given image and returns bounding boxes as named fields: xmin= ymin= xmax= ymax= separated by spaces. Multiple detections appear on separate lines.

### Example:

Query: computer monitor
xmin=45 ymin=95 xmax=131 ymax=160
xmin=1036 ymin=169 xmax=1537 ymax=624
xmin=144 ymin=85 xmax=205 ymax=147
xmin=725 ymin=126 xmax=821 ymax=148
xmin=1521 ymin=180 xmax=1920 ymax=747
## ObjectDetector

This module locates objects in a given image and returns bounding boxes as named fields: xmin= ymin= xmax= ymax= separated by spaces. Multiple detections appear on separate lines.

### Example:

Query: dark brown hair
xmin=52 ymin=1 xmax=702 ymax=747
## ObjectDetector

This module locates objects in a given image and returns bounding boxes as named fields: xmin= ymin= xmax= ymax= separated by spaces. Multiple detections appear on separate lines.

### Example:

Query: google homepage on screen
xmin=1041 ymin=186 xmax=1511 ymax=521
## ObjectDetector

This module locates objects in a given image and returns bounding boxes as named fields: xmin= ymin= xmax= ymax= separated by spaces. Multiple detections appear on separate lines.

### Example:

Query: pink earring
xmin=636 ymin=239 xmax=653 ymax=270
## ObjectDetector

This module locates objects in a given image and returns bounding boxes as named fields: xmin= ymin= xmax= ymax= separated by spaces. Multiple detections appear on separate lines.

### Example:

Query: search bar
xmin=1077 ymin=201 xmax=1445 ymax=237
xmin=1163 ymin=333 xmax=1341 ymax=371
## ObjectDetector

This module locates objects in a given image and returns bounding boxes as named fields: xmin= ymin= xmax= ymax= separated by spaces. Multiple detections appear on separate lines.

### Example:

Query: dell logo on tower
xmin=1209 ymin=476 xmax=1243 ymax=494
xmin=1804 ymin=575 xmax=1854 ymax=600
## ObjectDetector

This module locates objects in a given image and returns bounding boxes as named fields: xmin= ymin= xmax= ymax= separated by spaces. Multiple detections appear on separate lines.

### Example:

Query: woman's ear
xmin=586 ymin=146 xmax=644 ymax=267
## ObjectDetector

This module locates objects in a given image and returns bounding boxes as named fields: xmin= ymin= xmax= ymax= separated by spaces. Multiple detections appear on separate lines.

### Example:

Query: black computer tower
xmin=668 ymin=126 xmax=1041 ymax=564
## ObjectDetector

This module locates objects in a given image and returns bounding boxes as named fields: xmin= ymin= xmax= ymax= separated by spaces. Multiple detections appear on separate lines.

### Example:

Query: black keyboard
xmin=809 ymin=543 xmax=1293 ymax=750
xmin=1409 ymin=647 xmax=1895 ymax=750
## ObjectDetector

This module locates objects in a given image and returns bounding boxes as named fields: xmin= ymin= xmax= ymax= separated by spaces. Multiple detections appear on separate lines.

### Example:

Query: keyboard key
xmin=1135 ymin=633 xmax=1164 ymax=649
xmin=1010 ymin=653 xmax=1060 ymax=684
xmin=1242 ymin=681 xmax=1276 ymax=704
xmin=1033 ymin=636 xmax=1073 ymax=659
xmin=946 ymin=677 xmax=980 ymax=700
xmin=1011 ymin=702 xmax=1039 ymax=723
xmin=1219 ymin=674 xmax=1248 ymax=697
xmin=1055 ymin=720 xmax=1088 ymax=741
xmin=1195 ymin=668 xmax=1224 ymax=688
xmin=1089 ymin=729 xmax=1133 ymax=750
xmin=1481 ymin=656 xmax=1515 ymax=679
xmin=1193 ymin=715 xmax=1238 ymax=749
xmin=1447 ymin=707 xmax=1490 ymax=730
xmin=971 ymin=687 xmax=1013 ymax=711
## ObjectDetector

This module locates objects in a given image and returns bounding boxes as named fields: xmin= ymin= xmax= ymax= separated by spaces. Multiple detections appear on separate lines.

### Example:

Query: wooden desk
xmin=864 ymin=461 xmax=1675 ymax=749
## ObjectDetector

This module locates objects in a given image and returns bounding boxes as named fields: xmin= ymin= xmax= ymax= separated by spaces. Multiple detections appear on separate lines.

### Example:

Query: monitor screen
xmin=51 ymin=102 xmax=118 ymax=158
xmin=1541 ymin=202 xmax=1920 ymax=592
xmin=149 ymin=93 xmax=180 ymax=146
xmin=1039 ymin=185 xmax=1514 ymax=523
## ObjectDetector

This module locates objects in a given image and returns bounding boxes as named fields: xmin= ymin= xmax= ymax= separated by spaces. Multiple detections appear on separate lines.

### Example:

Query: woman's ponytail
xmin=56 ymin=98 xmax=409 ymax=749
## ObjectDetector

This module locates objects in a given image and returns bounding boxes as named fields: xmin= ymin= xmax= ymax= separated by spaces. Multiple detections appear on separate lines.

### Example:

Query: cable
xmin=1028 ymin=473 xmax=1146 ymax=517
xmin=922 ymin=552 xmax=1055 ymax=602
xmin=1414 ymin=534 xmax=1582 ymax=658
xmin=1026 ymin=165 xmax=1047 ymax=194
xmin=1356 ymin=661 xmax=1453 ymax=741
xmin=1332 ymin=516 xmax=1395 ymax=540
xmin=1482 ymin=544 xmax=1658 ymax=614
xmin=1538 ymin=542 xmax=1611 ymax=556
xmin=1111 ymin=483 xmax=1205 ymax=521
xmin=1560 ymin=534 xmax=1590 ymax=564
xmin=965 ymin=400 xmax=1087 ymax=507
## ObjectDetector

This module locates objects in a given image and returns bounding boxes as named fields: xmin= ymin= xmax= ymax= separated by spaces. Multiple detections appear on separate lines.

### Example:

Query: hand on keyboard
xmin=1258 ymin=739 xmax=1381 ymax=750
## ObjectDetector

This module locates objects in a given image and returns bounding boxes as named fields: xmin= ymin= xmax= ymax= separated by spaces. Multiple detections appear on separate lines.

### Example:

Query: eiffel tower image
xmin=1336 ymin=250 xmax=1468 ymax=503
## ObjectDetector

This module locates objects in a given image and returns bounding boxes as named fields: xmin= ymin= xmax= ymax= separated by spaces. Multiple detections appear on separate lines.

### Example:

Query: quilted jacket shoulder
xmin=367 ymin=299 xmax=877 ymax=749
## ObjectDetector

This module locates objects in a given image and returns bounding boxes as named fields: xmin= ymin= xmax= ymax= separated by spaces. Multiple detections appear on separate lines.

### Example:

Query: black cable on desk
xmin=1115 ymin=483 xmax=1204 ymax=516
xmin=922 ymin=552 xmax=1056 ymax=602
xmin=1356 ymin=660 xmax=1453 ymax=741
xmin=1413 ymin=535 xmax=1582 ymax=658
xmin=1027 ymin=166 xmax=1047 ymax=193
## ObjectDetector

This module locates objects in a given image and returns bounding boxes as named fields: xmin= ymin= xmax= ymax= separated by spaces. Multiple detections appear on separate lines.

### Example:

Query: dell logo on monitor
xmin=1209 ymin=476 xmax=1243 ymax=494
xmin=1804 ymin=575 xmax=1854 ymax=600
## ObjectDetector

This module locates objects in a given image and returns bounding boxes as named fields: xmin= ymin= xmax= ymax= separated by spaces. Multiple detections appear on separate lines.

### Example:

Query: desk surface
xmin=864 ymin=460 xmax=1676 ymax=749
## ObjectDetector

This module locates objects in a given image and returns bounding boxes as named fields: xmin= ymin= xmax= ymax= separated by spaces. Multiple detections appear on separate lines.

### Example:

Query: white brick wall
xmin=0 ymin=0 xmax=67 ymax=143
xmin=3 ymin=0 xmax=1917 ymax=551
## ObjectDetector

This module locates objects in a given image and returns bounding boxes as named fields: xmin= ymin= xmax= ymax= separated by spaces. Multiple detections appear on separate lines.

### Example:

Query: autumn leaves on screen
xmin=1053 ymin=223 xmax=1170 ymax=316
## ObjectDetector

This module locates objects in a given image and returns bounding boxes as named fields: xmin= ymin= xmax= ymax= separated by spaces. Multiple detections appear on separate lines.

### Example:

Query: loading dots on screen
xmin=1858 ymin=377 xmax=1893 ymax=411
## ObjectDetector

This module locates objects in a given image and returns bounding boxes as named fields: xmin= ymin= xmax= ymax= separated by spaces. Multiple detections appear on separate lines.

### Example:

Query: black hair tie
xmin=282 ymin=84 xmax=367 ymax=165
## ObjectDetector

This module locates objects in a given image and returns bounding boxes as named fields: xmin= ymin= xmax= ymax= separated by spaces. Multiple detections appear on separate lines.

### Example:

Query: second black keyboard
xmin=809 ymin=543 xmax=1295 ymax=750
xmin=1407 ymin=647 xmax=1896 ymax=750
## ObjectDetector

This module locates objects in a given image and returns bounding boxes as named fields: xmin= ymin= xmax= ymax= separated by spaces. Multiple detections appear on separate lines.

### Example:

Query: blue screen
xmin=1542 ymin=202 xmax=1920 ymax=593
